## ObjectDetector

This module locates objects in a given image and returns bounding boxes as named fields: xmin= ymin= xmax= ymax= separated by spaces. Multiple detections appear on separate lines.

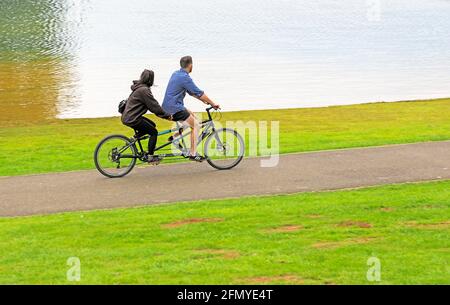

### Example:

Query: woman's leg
xmin=134 ymin=118 xmax=158 ymax=155
xmin=147 ymin=129 xmax=158 ymax=155
xmin=142 ymin=117 xmax=156 ymax=128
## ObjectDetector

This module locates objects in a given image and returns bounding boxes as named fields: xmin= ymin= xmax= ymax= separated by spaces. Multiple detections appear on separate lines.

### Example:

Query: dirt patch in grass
xmin=241 ymin=275 xmax=304 ymax=284
xmin=162 ymin=218 xmax=224 ymax=228
xmin=312 ymin=237 xmax=378 ymax=249
xmin=422 ymin=204 xmax=443 ymax=209
xmin=194 ymin=249 xmax=240 ymax=259
xmin=380 ymin=207 xmax=395 ymax=212
xmin=404 ymin=220 xmax=450 ymax=229
xmin=337 ymin=221 xmax=372 ymax=228
xmin=265 ymin=225 xmax=303 ymax=233
xmin=306 ymin=214 xmax=324 ymax=219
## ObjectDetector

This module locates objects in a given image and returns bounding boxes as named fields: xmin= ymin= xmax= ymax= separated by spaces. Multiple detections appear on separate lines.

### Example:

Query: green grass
xmin=0 ymin=98 xmax=449 ymax=176
xmin=0 ymin=180 xmax=449 ymax=284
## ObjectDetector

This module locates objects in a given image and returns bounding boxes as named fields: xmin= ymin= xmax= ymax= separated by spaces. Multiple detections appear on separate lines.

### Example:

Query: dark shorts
xmin=172 ymin=109 xmax=191 ymax=122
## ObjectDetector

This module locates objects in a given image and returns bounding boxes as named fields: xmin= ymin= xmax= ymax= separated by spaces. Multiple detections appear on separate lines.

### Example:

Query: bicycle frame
xmin=95 ymin=106 xmax=244 ymax=178
xmin=120 ymin=107 xmax=218 ymax=161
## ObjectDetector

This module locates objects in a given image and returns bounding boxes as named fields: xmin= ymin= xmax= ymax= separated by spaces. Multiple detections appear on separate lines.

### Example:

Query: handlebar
xmin=205 ymin=106 xmax=220 ymax=120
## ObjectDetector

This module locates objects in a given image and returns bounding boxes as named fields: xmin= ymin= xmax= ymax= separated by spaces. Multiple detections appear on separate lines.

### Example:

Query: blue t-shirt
xmin=162 ymin=69 xmax=204 ymax=114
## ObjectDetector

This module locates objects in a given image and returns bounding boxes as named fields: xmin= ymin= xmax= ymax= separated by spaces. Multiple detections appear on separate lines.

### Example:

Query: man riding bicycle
xmin=162 ymin=56 xmax=220 ymax=162
xmin=94 ymin=65 xmax=244 ymax=178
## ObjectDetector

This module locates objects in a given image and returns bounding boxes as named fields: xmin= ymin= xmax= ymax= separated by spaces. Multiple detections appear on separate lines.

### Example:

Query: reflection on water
xmin=0 ymin=0 xmax=82 ymax=125
xmin=0 ymin=0 xmax=450 ymax=123
xmin=1 ymin=60 xmax=59 ymax=123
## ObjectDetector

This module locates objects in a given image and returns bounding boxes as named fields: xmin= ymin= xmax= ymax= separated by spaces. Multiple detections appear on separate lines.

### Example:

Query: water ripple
xmin=0 ymin=0 xmax=449 ymax=123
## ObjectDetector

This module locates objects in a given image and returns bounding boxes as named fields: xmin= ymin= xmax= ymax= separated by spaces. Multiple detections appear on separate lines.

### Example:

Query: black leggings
xmin=133 ymin=117 xmax=158 ymax=155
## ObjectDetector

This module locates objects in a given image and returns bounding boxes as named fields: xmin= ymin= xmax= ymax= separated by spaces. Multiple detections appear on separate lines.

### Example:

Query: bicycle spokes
xmin=204 ymin=128 xmax=244 ymax=170
xmin=94 ymin=135 xmax=137 ymax=178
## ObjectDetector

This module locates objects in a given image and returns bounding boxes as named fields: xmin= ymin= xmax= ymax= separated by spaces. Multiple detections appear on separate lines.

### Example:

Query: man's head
xmin=180 ymin=55 xmax=193 ymax=73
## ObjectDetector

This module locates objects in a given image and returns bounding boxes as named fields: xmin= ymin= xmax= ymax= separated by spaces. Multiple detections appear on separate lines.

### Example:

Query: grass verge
xmin=0 ymin=180 xmax=448 ymax=284
xmin=0 ymin=98 xmax=449 ymax=176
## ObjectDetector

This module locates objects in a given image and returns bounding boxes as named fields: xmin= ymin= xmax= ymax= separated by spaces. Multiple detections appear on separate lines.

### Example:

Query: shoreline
xmin=55 ymin=97 xmax=450 ymax=121
xmin=2 ymin=97 xmax=449 ymax=128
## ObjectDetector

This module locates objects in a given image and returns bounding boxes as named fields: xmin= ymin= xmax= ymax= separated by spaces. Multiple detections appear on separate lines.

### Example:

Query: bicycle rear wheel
xmin=94 ymin=134 xmax=137 ymax=178
xmin=204 ymin=128 xmax=244 ymax=170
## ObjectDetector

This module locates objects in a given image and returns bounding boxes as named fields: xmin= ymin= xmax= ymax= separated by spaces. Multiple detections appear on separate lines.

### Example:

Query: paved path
xmin=1 ymin=141 xmax=449 ymax=217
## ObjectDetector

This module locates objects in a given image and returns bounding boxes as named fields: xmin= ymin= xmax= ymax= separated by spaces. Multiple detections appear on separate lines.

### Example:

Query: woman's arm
xmin=142 ymin=89 xmax=172 ymax=119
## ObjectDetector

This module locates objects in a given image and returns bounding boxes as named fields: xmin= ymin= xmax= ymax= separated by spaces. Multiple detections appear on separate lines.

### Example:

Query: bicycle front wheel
xmin=94 ymin=134 xmax=137 ymax=178
xmin=204 ymin=128 xmax=244 ymax=170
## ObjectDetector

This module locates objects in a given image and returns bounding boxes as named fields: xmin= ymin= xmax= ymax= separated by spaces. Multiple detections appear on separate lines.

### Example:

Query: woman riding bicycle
xmin=121 ymin=69 xmax=172 ymax=165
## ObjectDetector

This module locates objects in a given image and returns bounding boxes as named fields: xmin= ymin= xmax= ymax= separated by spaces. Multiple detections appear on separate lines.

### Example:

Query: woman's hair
xmin=137 ymin=69 xmax=154 ymax=87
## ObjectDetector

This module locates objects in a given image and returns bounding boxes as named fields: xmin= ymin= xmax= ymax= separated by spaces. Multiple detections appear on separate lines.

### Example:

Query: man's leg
xmin=185 ymin=114 xmax=198 ymax=156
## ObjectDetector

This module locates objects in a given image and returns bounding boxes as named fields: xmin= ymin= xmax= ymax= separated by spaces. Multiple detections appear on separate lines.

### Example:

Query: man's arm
xmin=196 ymin=93 xmax=220 ymax=109
xmin=184 ymin=77 xmax=220 ymax=109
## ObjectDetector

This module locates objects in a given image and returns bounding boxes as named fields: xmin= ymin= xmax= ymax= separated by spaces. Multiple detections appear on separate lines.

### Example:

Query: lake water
xmin=0 ymin=0 xmax=449 ymax=123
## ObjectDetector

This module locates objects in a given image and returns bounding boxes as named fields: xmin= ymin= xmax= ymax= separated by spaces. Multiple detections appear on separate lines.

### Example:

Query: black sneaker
xmin=148 ymin=156 xmax=162 ymax=165
xmin=189 ymin=154 xmax=206 ymax=162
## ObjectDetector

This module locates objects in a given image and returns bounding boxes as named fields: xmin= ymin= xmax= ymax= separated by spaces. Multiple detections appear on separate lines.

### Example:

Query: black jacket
xmin=121 ymin=81 xmax=171 ymax=126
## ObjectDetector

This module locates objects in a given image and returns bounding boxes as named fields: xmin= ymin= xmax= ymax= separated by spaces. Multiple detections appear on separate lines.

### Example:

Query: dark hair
xmin=138 ymin=69 xmax=154 ymax=87
xmin=180 ymin=56 xmax=193 ymax=69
